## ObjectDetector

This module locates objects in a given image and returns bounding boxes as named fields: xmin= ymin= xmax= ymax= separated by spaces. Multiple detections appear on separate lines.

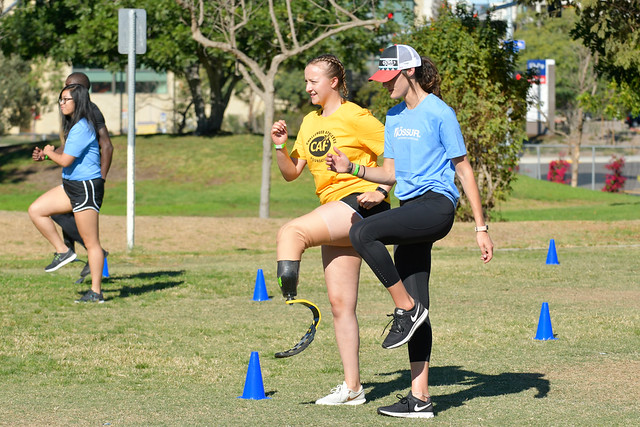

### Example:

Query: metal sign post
xmin=118 ymin=9 xmax=146 ymax=251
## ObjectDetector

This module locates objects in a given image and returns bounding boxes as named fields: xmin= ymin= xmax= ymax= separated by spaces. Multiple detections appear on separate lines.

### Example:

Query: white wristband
xmin=475 ymin=225 xmax=489 ymax=232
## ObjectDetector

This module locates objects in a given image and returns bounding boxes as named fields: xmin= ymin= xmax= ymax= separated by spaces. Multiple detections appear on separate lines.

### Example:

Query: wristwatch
xmin=273 ymin=143 xmax=286 ymax=149
xmin=474 ymin=225 xmax=489 ymax=232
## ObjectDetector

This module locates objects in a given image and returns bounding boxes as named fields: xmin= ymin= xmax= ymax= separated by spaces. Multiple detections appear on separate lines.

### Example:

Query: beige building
xmin=30 ymin=66 xmax=177 ymax=136
xmin=17 ymin=64 xmax=258 ymax=137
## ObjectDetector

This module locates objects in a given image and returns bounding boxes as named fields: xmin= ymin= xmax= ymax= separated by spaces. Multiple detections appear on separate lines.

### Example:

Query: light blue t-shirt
xmin=62 ymin=118 xmax=102 ymax=181
xmin=384 ymin=94 xmax=466 ymax=206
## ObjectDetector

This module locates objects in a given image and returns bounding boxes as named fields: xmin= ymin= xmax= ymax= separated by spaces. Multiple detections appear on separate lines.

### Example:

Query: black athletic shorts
xmin=340 ymin=192 xmax=390 ymax=219
xmin=62 ymin=178 xmax=105 ymax=213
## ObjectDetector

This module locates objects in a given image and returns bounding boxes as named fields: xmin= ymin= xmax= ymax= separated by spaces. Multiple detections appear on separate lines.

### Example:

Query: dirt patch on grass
xmin=3 ymin=210 xmax=639 ymax=258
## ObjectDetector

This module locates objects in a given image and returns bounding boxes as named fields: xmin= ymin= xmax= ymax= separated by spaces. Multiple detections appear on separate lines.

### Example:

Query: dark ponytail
xmin=413 ymin=56 xmax=441 ymax=99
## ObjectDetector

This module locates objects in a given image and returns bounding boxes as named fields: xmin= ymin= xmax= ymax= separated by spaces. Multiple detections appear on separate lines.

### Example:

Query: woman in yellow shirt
xmin=271 ymin=54 xmax=391 ymax=405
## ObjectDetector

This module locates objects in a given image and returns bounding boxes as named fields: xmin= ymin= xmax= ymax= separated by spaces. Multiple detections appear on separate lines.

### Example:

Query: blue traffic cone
xmin=102 ymin=253 xmax=110 ymax=278
xmin=545 ymin=239 xmax=559 ymax=265
xmin=238 ymin=352 xmax=270 ymax=400
xmin=252 ymin=269 xmax=270 ymax=301
xmin=534 ymin=302 xmax=558 ymax=340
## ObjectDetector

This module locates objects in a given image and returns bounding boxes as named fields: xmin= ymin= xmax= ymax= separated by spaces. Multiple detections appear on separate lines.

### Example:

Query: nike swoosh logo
xmin=411 ymin=310 xmax=420 ymax=322
xmin=414 ymin=403 xmax=430 ymax=411
xmin=347 ymin=391 xmax=363 ymax=401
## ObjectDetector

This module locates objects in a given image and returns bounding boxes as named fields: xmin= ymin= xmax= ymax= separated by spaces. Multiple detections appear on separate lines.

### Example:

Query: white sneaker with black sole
xmin=44 ymin=249 xmax=77 ymax=272
xmin=377 ymin=392 xmax=434 ymax=418
xmin=381 ymin=301 xmax=428 ymax=349
xmin=315 ymin=381 xmax=366 ymax=405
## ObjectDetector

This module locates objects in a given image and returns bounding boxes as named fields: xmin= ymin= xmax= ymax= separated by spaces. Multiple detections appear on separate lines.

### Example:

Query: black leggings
xmin=349 ymin=191 xmax=455 ymax=362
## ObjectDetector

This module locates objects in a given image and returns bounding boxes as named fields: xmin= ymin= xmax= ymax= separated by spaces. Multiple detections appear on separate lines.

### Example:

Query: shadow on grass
xmin=96 ymin=270 xmax=186 ymax=301
xmin=0 ymin=143 xmax=55 ymax=184
xmin=366 ymin=366 xmax=549 ymax=414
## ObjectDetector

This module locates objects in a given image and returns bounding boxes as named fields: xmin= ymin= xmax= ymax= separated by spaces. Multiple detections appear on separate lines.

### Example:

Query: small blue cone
xmin=238 ymin=352 xmax=270 ymax=400
xmin=534 ymin=302 xmax=557 ymax=340
xmin=252 ymin=269 xmax=270 ymax=301
xmin=545 ymin=239 xmax=559 ymax=265
xmin=102 ymin=254 xmax=110 ymax=278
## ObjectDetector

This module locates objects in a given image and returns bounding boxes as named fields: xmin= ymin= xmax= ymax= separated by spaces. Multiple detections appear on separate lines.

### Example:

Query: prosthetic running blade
xmin=274 ymin=298 xmax=322 ymax=358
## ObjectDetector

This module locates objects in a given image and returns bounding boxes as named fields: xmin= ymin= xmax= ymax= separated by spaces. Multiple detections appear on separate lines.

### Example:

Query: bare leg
xmin=276 ymin=201 xmax=357 ymax=261
xmin=410 ymin=361 xmax=430 ymax=400
xmin=28 ymin=186 xmax=73 ymax=254
xmin=323 ymin=245 xmax=362 ymax=391
xmin=277 ymin=201 xmax=364 ymax=390
xmin=387 ymin=281 xmax=415 ymax=311
xmin=74 ymin=209 xmax=103 ymax=293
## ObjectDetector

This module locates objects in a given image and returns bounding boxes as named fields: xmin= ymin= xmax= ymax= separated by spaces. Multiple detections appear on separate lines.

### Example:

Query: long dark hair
xmin=307 ymin=54 xmax=349 ymax=99
xmin=58 ymin=84 xmax=96 ymax=141
xmin=402 ymin=55 xmax=442 ymax=99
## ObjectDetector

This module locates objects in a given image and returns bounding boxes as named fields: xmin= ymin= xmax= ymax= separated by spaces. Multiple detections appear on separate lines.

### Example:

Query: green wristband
xmin=44 ymin=155 xmax=49 ymax=160
xmin=351 ymin=163 xmax=360 ymax=176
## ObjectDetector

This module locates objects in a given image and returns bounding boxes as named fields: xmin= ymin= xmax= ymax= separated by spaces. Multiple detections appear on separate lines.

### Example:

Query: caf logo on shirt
xmin=308 ymin=130 xmax=336 ymax=158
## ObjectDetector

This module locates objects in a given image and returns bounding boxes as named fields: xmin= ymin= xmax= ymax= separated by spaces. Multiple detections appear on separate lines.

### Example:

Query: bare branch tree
xmin=176 ymin=0 xmax=386 ymax=217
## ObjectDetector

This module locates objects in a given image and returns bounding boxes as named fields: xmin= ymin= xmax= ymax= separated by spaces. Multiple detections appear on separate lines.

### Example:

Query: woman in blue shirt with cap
xmin=327 ymin=44 xmax=493 ymax=418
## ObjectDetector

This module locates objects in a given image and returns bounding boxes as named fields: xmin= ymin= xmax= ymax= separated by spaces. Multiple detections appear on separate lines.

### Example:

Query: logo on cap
xmin=380 ymin=58 xmax=399 ymax=70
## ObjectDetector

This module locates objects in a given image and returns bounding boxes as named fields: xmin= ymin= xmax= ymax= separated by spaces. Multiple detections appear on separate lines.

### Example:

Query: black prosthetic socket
xmin=277 ymin=260 xmax=300 ymax=301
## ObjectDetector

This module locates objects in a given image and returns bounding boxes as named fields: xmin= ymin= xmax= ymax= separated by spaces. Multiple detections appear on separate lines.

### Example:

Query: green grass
xmin=1 ymin=242 xmax=639 ymax=425
xmin=0 ymin=134 xmax=320 ymax=218
xmin=1 ymin=134 xmax=639 ymax=220
xmin=1 ymin=134 xmax=639 ymax=424
xmin=495 ymin=174 xmax=640 ymax=221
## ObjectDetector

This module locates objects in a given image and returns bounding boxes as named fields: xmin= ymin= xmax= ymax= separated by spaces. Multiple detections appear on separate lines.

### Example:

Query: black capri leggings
xmin=349 ymin=190 xmax=455 ymax=362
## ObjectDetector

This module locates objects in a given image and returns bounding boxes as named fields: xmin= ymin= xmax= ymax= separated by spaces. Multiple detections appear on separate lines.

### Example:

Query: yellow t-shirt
xmin=290 ymin=101 xmax=385 ymax=204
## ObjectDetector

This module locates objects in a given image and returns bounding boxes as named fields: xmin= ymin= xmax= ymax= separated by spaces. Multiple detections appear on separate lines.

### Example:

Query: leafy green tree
xmin=0 ymin=52 xmax=43 ymax=135
xmin=516 ymin=0 xmax=640 ymax=113
xmin=514 ymin=5 xmax=636 ymax=187
xmin=371 ymin=3 xmax=530 ymax=220
xmin=0 ymin=0 xmax=240 ymax=135
xmin=571 ymin=0 xmax=640 ymax=112
xmin=514 ymin=6 xmax=596 ymax=187
xmin=176 ymin=0 xmax=391 ymax=218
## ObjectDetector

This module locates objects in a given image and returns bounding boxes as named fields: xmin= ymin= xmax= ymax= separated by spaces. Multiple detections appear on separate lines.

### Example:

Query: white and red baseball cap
xmin=369 ymin=44 xmax=422 ymax=82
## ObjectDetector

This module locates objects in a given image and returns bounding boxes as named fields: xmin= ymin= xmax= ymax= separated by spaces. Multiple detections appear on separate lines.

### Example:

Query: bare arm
xmin=42 ymin=144 xmax=75 ymax=168
xmin=326 ymin=146 xmax=396 ymax=186
xmin=453 ymin=155 xmax=494 ymax=263
xmin=97 ymin=126 xmax=114 ymax=179
xmin=32 ymin=143 xmax=64 ymax=161
xmin=271 ymin=120 xmax=306 ymax=181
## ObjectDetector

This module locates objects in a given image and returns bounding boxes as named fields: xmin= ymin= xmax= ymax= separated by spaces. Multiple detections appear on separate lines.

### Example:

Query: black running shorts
xmin=340 ymin=192 xmax=390 ymax=219
xmin=62 ymin=178 xmax=105 ymax=213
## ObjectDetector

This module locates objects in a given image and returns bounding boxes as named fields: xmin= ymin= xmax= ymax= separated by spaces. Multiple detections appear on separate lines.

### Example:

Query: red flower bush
xmin=547 ymin=159 xmax=570 ymax=184
xmin=602 ymin=155 xmax=627 ymax=193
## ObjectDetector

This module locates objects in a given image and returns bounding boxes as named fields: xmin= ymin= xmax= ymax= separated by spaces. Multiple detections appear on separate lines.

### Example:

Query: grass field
xmin=2 ymin=134 xmax=640 ymax=220
xmin=1 ymin=134 xmax=639 ymax=425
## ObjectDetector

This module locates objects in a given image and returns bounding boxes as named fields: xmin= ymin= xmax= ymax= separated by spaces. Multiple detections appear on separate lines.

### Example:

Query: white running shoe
xmin=315 ymin=381 xmax=366 ymax=405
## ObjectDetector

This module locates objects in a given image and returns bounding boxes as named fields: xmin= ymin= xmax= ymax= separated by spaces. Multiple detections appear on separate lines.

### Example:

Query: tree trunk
xmin=200 ymin=49 xmax=242 ymax=135
xmin=570 ymin=108 xmax=585 ymax=187
xmin=183 ymin=63 xmax=208 ymax=135
xmin=259 ymin=86 xmax=275 ymax=218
